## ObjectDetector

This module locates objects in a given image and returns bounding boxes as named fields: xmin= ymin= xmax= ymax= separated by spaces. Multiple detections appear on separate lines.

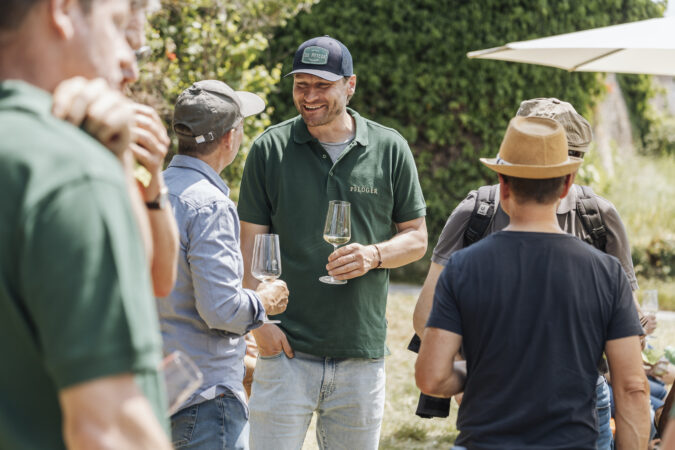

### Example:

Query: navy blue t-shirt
xmin=427 ymin=231 xmax=642 ymax=449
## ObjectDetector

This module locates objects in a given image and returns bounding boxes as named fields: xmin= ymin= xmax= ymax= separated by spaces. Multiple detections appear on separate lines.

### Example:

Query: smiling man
xmin=238 ymin=36 xmax=428 ymax=449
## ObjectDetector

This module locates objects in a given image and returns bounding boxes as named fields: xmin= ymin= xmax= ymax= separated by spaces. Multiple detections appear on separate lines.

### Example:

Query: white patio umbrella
xmin=467 ymin=16 xmax=675 ymax=76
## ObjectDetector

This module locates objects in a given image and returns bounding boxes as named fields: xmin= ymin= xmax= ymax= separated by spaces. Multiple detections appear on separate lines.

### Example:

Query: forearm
xmin=423 ymin=361 xmax=466 ymax=398
xmin=147 ymin=208 xmax=178 ymax=297
xmin=377 ymin=217 xmax=427 ymax=269
xmin=240 ymin=221 xmax=269 ymax=289
xmin=195 ymin=287 xmax=265 ymax=335
xmin=613 ymin=380 xmax=651 ymax=450
xmin=60 ymin=374 xmax=171 ymax=450
xmin=413 ymin=262 xmax=444 ymax=336
xmin=122 ymin=152 xmax=153 ymax=264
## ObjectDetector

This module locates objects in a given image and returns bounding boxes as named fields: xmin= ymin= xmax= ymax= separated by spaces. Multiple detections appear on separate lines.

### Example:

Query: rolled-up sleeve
xmin=187 ymin=201 xmax=265 ymax=335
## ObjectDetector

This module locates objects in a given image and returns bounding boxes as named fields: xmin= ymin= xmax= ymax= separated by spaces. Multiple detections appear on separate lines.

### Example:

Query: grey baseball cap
xmin=516 ymin=98 xmax=593 ymax=153
xmin=173 ymin=80 xmax=265 ymax=144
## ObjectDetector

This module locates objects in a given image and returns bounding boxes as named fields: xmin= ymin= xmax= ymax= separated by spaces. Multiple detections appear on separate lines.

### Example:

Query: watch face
xmin=158 ymin=191 xmax=168 ymax=208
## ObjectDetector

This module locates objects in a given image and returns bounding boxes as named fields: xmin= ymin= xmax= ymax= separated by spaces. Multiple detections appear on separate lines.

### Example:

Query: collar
xmin=167 ymin=154 xmax=230 ymax=196
xmin=0 ymin=80 xmax=53 ymax=117
xmin=293 ymin=107 xmax=369 ymax=146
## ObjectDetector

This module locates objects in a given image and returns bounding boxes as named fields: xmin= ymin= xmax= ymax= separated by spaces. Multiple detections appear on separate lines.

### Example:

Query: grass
xmin=596 ymin=154 xmax=675 ymax=250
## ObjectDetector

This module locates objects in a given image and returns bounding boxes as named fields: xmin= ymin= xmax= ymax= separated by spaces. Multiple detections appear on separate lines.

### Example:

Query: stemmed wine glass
xmin=251 ymin=233 xmax=283 ymax=323
xmin=642 ymin=290 xmax=659 ymax=339
xmin=160 ymin=350 xmax=203 ymax=416
xmin=319 ymin=200 xmax=351 ymax=285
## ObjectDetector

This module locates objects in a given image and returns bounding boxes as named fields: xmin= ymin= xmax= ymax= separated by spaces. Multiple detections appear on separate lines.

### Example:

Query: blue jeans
xmin=596 ymin=376 xmax=613 ymax=450
xmin=171 ymin=391 xmax=250 ymax=449
xmin=249 ymin=351 xmax=386 ymax=450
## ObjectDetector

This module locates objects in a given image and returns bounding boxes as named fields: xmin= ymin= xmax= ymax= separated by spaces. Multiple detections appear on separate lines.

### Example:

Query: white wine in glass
xmin=251 ymin=233 xmax=282 ymax=323
xmin=320 ymin=200 xmax=351 ymax=285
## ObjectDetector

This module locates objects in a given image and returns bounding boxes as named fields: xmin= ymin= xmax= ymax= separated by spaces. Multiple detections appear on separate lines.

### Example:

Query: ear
xmin=498 ymin=174 xmax=510 ymax=201
xmin=498 ymin=174 xmax=511 ymax=215
xmin=560 ymin=173 xmax=576 ymax=199
xmin=49 ymin=0 xmax=77 ymax=40
xmin=347 ymin=75 xmax=356 ymax=96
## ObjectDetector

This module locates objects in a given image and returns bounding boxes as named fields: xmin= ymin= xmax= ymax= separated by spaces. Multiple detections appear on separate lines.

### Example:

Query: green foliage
xmin=616 ymin=73 xmax=661 ymax=149
xmin=261 ymin=0 xmax=663 ymax=281
xmin=130 ymin=0 xmax=317 ymax=200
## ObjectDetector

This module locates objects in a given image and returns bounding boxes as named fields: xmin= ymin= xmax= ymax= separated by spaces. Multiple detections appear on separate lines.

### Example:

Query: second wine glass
xmin=319 ymin=200 xmax=351 ymax=285
xmin=251 ymin=233 xmax=282 ymax=323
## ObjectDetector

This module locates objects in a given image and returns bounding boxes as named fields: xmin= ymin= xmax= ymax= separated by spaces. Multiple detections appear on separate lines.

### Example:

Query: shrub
xmin=261 ymin=0 xmax=664 ymax=280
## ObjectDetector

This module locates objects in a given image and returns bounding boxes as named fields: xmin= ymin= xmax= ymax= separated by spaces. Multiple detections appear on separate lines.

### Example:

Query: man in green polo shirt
xmin=238 ymin=36 xmax=427 ymax=449
xmin=0 ymin=1 xmax=170 ymax=448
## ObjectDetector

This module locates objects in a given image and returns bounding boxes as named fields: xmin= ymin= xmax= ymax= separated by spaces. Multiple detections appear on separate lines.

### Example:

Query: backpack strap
xmin=575 ymin=185 xmax=607 ymax=251
xmin=463 ymin=185 xmax=498 ymax=247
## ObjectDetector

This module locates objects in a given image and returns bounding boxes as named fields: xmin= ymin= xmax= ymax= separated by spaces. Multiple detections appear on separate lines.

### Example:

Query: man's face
xmin=292 ymin=73 xmax=355 ymax=128
xmin=68 ymin=0 xmax=135 ymax=90
xmin=121 ymin=7 xmax=146 ymax=88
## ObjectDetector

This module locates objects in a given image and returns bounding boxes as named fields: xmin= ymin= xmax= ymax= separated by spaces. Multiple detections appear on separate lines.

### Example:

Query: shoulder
xmin=252 ymin=116 xmax=297 ymax=147
xmin=362 ymin=117 xmax=410 ymax=149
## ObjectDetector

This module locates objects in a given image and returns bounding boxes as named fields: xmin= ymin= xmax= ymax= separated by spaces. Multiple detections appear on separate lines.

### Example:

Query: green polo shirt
xmin=0 ymin=80 xmax=167 ymax=449
xmin=238 ymin=108 xmax=426 ymax=358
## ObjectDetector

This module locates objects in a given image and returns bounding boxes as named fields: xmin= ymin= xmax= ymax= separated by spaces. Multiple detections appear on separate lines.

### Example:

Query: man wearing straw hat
xmin=415 ymin=116 xmax=650 ymax=449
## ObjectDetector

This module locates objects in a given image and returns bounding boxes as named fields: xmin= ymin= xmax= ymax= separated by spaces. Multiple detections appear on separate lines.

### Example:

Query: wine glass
xmin=160 ymin=350 xmax=203 ymax=416
xmin=642 ymin=290 xmax=659 ymax=339
xmin=319 ymin=200 xmax=351 ymax=285
xmin=251 ymin=233 xmax=283 ymax=323
xmin=643 ymin=290 xmax=659 ymax=314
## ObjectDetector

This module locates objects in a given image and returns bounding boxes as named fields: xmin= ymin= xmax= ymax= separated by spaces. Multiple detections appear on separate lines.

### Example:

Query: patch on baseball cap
xmin=301 ymin=46 xmax=330 ymax=65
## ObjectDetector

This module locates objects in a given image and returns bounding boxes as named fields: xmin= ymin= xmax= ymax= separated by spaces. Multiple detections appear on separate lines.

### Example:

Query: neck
xmin=307 ymin=110 xmax=355 ymax=143
xmin=0 ymin=11 xmax=64 ymax=93
xmin=503 ymin=201 xmax=564 ymax=233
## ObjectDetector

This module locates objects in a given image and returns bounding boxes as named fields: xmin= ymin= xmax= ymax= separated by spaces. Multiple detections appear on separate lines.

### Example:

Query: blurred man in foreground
xmin=0 ymin=0 xmax=170 ymax=448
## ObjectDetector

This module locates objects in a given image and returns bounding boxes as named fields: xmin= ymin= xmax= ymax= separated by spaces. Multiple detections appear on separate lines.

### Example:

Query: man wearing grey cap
xmin=160 ymin=80 xmax=289 ymax=450
xmin=238 ymin=36 xmax=427 ymax=449
xmin=412 ymin=98 xmax=640 ymax=449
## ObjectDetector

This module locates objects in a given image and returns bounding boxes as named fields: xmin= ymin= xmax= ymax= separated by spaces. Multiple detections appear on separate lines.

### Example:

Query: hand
xmin=641 ymin=313 xmax=657 ymax=335
xmin=128 ymin=104 xmax=171 ymax=202
xmin=251 ymin=323 xmax=294 ymax=358
xmin=52 ymin=77 xmax=133 ymax=155
xmin=255 ymin=280 xmax=289 ymax=316
xmin=326 ymin=243 xmax=378 ymax=280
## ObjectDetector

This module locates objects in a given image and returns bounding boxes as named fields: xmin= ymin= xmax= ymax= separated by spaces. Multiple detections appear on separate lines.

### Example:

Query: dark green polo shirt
xmin=0 ymin=80 xmax=167 ymax=449
xmin=238 ymin=108 xmax=426 ymax=358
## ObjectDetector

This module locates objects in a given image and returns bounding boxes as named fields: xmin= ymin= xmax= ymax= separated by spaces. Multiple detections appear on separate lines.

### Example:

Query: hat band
xmin=496 ymin=156 xmax=513 ymax=166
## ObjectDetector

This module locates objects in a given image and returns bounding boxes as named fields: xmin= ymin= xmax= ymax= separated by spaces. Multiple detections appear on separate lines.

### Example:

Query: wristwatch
xmin=146 ymin=185 xmax=169 ymax=210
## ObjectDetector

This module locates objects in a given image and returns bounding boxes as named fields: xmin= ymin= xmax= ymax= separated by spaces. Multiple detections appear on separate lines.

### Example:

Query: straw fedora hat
xmin=480 ymin=116 xmax=582 ymax=179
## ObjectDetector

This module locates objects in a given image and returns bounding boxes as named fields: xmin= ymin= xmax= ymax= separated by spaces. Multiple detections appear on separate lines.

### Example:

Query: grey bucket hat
xmin=517 ymin=98 xmax=593 ymax=153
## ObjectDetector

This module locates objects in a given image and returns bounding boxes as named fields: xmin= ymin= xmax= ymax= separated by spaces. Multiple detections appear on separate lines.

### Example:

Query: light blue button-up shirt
xmin=159 ymin=154 xmax=265 ymax=413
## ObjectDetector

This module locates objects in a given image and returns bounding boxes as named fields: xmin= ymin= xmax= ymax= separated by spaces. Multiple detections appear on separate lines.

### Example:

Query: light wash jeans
xmin=249 ymin=351 xmax=386 ymax=450
xmin=596 ymin=375 xmax=613 ymax=450
xmin=171 ymin=391 xmax=250 ymax=450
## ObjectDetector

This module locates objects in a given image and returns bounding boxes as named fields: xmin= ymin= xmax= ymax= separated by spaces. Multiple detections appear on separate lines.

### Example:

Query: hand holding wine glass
xmin=642 ymin=290 xmax=659 ymax=338
xmin=320 ymin=200 xmax=351 ymax=285
xmin=251 ymin=234 xmax=288 ymax=322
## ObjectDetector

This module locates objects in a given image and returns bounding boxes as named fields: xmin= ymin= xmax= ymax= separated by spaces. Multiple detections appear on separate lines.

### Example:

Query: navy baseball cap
xmin=286 ymin=36 xmax=353 ymax=82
